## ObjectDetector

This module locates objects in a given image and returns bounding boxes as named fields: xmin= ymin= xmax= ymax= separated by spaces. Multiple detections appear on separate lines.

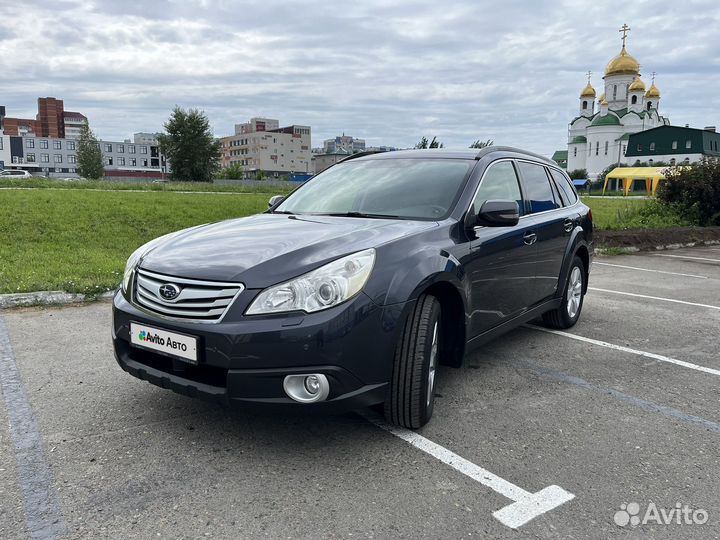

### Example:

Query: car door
xmin=516 ymin=161 xmax=573 ymax=305
xmin=462 ymin=160 xmax=537 ymax=338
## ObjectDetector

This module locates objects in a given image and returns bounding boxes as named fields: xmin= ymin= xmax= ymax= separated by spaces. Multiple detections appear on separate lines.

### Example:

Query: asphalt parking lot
xmin=2 ymin=245 xmax=720 ymax=539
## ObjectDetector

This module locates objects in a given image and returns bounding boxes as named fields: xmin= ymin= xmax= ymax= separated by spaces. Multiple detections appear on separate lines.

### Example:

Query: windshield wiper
xmin=320 ymin=211 xmax=401 ymax=219
xmin=271 ymin=210 xmax=296 ymax=215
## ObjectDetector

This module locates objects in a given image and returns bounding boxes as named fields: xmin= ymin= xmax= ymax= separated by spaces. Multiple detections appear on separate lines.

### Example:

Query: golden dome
xmin=645 ymin=83 xmax=661 ymax=98
xmin=580 ymin=82 xmax=596 ymax=98
xmin=598 ymin=93 xmax=606 ymax=103
xmin=605 ymin=46 xmax=640 ymax=77
xmin=600 ymin=96 xmax=609 ymax=106
xmin=628 ymin=76 xmax=646 ymax=92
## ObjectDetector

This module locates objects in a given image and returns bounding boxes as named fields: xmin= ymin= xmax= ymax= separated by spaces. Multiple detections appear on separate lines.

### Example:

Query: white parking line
xmin=363 ymin=412 xmax=575 ymax=529
xmin=527 ymin=325 xmax=720 ymax=377
xmin=589 ymin=287 xmax=720 ymax=311
xmin=653 ymin=253 xmax=720 ymax=263
xmin=594 ymin=262 xmax=707 ymax=279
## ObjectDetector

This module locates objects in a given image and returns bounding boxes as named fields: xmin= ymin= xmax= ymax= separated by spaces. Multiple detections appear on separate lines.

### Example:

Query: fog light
xmin=304 ymin=375 xmax=321 ymax=394
xmin=283 ymin=373 xmax=330 ymax=403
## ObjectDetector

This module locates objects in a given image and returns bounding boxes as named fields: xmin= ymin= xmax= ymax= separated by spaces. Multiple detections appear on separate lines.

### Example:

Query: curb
xmin=594 ymin=239 xmax=720 ymax=256
xmin=0 ymin=290 xmax=115 ymax=310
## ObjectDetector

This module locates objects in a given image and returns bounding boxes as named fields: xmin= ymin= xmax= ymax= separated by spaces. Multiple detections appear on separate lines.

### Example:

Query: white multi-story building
xmin=323 ymin=134 xmax=365 ymax=154
xmin=0 ymin=134 xmax=11 ymax=169
xmin=220 ymin=118 xmax=311 ymax=179
xmin=2 ymin=134 xmax=165 ymax=178
xmin=565 ymin=26 xmax=671 ymax=179
xmin=63 ymin=112 xmax=88 ymax=139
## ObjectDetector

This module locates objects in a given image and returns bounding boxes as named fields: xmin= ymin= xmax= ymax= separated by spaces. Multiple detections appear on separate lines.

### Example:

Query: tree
xmin=658 ymin=158 xmax=720 ymax=225
xmin=157 ymin=107 xmax=221 ymax=182
xmin=218 ymin=163 xmax=244 ymax=180
xmin=568 ymin=168 xmax=588 ymax=179
xmin=76 ymin=124 xmax=104 ymax=180
xmin=469 ymin=139 xmax=494 ymax=149
xmin=414 ymin=136 xmax=444 ymax=149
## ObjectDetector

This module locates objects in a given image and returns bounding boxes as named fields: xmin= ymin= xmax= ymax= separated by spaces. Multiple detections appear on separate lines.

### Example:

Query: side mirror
xmin=268 ymin=195 xmax=285 ymax=208
xmin=476 ymin=200 xmax=520 ymax=227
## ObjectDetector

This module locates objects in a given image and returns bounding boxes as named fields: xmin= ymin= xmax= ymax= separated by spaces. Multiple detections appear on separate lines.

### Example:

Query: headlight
xmin=121 ymin=246 xmax=144 ymax=294
xmin=246 ymin=249 xmax=376 ymax=315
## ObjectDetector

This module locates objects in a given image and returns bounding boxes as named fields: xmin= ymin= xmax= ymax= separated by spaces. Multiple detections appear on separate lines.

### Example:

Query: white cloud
xmin=0 ymin=0 xmax=718 ymax=154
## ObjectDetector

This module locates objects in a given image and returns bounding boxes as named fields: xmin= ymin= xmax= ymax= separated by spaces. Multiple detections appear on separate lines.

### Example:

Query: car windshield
xmin=275 ymin=158 xmax=473 ymax=220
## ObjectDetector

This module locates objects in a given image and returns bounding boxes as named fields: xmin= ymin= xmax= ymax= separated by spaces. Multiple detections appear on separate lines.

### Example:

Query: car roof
xmin=342 ymin=146 xmax=558 ymax=167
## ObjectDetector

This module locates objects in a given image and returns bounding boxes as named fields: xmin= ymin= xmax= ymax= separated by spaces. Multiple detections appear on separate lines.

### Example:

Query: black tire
xmin=542 ymin=255 xmax=586 ymax=329
xmin=384 ymin=294 xmax=441 ymax=429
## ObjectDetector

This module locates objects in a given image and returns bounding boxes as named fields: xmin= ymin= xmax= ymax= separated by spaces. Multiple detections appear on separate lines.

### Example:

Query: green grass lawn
xmin=0 ymin=186 xmax=691 ymax=296
xmin=0 ymin=177 xmax=296 ymax=194
xmin=0 ymin=190 xmax=271 ymax=295
xmin=581 ymin=196 xmax=690 ymax=230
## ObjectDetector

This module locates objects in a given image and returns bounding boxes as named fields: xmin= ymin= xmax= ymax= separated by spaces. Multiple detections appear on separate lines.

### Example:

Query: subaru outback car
xmin=112 ymin=147 xmax=592 ymax=428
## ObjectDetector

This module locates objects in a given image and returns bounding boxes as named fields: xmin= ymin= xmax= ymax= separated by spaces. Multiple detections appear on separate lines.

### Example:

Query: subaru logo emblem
xmin=159 ymin=283 xmax=181 ymax=301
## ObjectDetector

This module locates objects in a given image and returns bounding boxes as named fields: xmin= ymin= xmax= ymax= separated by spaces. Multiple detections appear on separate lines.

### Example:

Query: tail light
xmin=587 ymin=209 xmax=593 ymax=222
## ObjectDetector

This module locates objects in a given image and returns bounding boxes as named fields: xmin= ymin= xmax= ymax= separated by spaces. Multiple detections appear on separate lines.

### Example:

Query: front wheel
xmin=542 ymin=255 xmax=586 ymax=329
xmin=384 ymin=294 xmax=441 ymax=429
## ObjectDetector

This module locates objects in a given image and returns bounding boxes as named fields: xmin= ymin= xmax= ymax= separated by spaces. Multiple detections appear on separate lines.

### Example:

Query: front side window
xmin=517 ymin=161 xmax=559 ymax=214
xmin=118 ymin=144 xmax=125 ymax=153
xmin=140 ymin=146 xmax=148 ymax=154
xmin=686 ymin=140 xmax=692 ymax=149
xmin=39 ymin=140 xmax=49 ymax=149
xmin=40 ymin=154 xmax=50 ymax=163
xmin=68 ymin=155 xmax=77 ymax=164
xmin=53 ymin=140 xmax=62 ymax=149
xmin=54 ymin=154 xmax=62 ymax=163
xmin=26 ymin=139 xmax=35 ymax=148
xmin=470 ymin=161 xmax=523 ymax=217
xmin=117 ymin=157 xmax=125 ymax=166
xmin=275 ymin=158 xmax=473 ymax=220
xmin=67 ymin=141 xmax=76 ymax=150
xmin=672 ymin=141 xmax=678 ymax=149
xmin=26 ymin=153 xmax=36 ymax=163
xmin=604 ymin=141 xmax=609 ymax=155
xmin=129 ymin=145 xmax=136 ymax=154
xmin=104 ymin=143 xmax=113 ymax=152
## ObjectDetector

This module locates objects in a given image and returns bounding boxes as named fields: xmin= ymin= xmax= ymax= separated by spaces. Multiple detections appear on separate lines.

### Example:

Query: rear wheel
xmin=542 ymin=255 xmax=585 ymax=329
xmin=384 ymin=294 xmax=441 ymax=429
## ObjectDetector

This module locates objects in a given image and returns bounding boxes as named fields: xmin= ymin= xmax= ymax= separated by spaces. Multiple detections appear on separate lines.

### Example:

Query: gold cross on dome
xmin=619 ymin=24 xmax=631 ymax=47
xmin=586 ymin=70 xmax=592 ymax=83
xmin=652 ymin=71 xmax=656 ymax=83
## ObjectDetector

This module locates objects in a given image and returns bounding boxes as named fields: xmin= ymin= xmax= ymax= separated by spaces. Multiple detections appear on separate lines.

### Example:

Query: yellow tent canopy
xmin=603 ymin=166 xmax=669 ymax=195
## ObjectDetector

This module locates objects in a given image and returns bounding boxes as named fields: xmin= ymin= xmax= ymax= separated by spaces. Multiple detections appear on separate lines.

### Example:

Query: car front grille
xmin=133 ymin=268 xmax=244 ymax=322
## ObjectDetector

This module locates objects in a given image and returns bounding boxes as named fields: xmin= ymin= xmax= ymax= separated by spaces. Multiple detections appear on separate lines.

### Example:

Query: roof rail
xmin=338 ymin=149 xmax=387 ymax=163
xmin=474 ymin=145 xmax=555 ymax=164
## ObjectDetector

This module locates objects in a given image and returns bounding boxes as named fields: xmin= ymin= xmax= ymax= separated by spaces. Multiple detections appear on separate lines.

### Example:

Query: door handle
xmin=523 ymin=231 xmax=537 ymax=245
xmin=563 ymin=219 xmax=574 ymax=233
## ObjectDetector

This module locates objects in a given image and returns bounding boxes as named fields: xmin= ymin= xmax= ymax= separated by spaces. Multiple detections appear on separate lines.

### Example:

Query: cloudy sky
xmin=1 ymin=0 xmax=719 ymax=156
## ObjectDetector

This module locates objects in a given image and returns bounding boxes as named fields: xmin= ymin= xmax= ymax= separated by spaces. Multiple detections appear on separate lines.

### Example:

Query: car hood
xmin=140 ymin=213 xmax=437 ymax=288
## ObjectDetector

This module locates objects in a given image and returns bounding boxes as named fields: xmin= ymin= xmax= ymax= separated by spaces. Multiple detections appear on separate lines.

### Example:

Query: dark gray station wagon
xmin=112 ymin=147 xmax=593 ymax=428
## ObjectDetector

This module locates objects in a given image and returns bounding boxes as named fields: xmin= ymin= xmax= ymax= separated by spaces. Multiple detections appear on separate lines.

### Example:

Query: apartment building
xmin=220 ymin=117 xmax=311 ymax=179
xmin=3 ymin=135 xmax=165 ymax=177
xmin=1 ymin=97 xmax=88 ymax=139
xmin=323 ymin=134 xmax=365 ymax=154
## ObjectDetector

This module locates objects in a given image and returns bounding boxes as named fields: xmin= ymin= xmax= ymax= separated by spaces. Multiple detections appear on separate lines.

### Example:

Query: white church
xmin=565 ymin=25 xmax=671 ymax=179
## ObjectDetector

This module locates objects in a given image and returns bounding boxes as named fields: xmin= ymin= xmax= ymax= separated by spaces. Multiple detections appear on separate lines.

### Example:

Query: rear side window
xmin=517 ymin=161 xmax=559 ymax=214
xmin=472 ymin=161 xmax=524 ymax=217
xmin=549 ymin=169 xmax=578 ymax=205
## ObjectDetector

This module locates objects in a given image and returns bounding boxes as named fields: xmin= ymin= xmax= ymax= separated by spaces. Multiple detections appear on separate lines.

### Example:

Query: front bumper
xmin=112 ymin=290 xmax=410 ymax=412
